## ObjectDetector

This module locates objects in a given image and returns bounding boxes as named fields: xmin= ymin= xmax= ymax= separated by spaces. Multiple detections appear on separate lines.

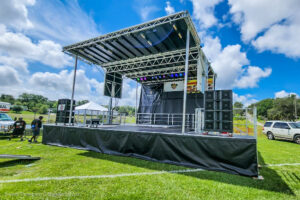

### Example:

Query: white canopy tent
xmin=75 ymin=102 xmax=108 ymax=115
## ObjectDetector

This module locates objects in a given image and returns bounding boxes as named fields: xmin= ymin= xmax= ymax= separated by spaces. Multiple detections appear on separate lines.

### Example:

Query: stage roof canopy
xmin=63 ymin=11 xmax=214 ymax=84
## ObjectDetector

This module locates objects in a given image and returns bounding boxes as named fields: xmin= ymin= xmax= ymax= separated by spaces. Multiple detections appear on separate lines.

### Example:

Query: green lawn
xmin=7 ymin=111 xmax=56 ymax=124
xmin=0 ymin=133 xmax=299 ymax=200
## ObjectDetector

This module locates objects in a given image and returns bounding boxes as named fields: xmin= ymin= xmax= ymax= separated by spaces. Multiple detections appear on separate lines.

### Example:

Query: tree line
xmin=0 ymin=93 xmax=57 ymax=114
xmin=0 ymin=94 xmax=136 ymax=116
xmin=235 ymin=95 xmax=299 ymax=121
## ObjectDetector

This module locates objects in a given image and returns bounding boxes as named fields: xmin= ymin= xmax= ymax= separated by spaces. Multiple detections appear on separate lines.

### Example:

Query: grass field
xmin=7 ymin=111 xmax=56 ymax=124
xmin=6 ymin=112 xmax=135 ymax=125
xmin=0 ymin=131 xmax=299 ymax=199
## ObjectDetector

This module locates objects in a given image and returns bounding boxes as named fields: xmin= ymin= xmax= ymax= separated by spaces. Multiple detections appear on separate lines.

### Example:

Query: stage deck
xmin=42 ymin=125 xmax=258 ymax=177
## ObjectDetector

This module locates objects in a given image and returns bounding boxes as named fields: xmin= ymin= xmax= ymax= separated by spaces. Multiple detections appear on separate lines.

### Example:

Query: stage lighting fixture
xmin=178 ymin=33 xmax=182 ymax=39
xmin=140 ymin=33 xmax=146 ymax=39
xmin=179 ymin=73 xmax=183 ymax=77
xmin=159 ymin=75 xmax=162 ymax=79
xmin=144 ymin=77 xmax=147 ymax=81
xmin=137 ymin=78 xmax=140 ymax=81
xmin=155 ymin=76 xmax=158 ymax=79
xmin=175 ymin=73 xmax=178 ymax=77
xmin=172 ymin=24 xmax=178 ymax=31
xmin=163 ymin=75 xmax=166 ymax=78
xmin=152 ymin=77 xmax=154 ymax=79
xmin=170 ymin=74 xmax=174 ymax=78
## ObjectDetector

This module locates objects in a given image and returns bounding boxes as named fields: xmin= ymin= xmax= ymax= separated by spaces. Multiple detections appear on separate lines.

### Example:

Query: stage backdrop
xmin=138 ymin=84 xmax=203 ymax=114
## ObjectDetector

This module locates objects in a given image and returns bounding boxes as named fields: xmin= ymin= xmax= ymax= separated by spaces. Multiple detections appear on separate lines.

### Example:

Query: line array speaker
xmin=55 ymin=99 xmax=76 ymax=123
xmin=204 ymin=90 xmax=233 ymax=132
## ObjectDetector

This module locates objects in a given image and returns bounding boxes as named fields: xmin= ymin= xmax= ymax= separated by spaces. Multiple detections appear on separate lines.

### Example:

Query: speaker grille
xmin=204 ymin=90 xmax=233 ymax=132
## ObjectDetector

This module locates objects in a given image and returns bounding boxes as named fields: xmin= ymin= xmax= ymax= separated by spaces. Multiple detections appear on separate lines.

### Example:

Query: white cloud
xmin=0 ymin=66 xmax=22 ymax=86
xmin=190 ymin=0 xmax=223 ymax=28
xmin=165 ymin=1 xmax=175 ymax=15
xmin=233 ymin=92 xmax=257 ymax=107
xmin=0 ymin=1 xmax=139 ymax=107
xmin=137 ymin=6 xmax=159 ymax=21
xmin=0 ymin=67 xmax=139 ymax=107
xmin=228 ymin=0 xmax=298 ymax=41
xmin=275 ymin=90 xmax=298 ymax=98
xmin=0 ymin=25 xmax=72 ymax=68
xmin=0 ymin=0 xmax=35 ymax=30
xmin=202 ymin=36 xmax=271 ymax=89
xmin=252 ymin=22 xmax=300 ymax=58
xmin=26 ymin=0 xmax=100 ymax=44
xmin=0 ymin=55 xmax=28 ymax=74
xmin=228 ymin=0 xmax=300 ymax=58
xmin=234 ymin=66 xmax=272 ymax=88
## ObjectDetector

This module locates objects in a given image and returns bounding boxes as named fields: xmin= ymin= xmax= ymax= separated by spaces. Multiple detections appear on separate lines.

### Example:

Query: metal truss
xmin=142 ymin=76 xmax=197 ymax=85
xmin=103 ymin=47 xmax=200 ymax=73
xmin=125 ymin=64 xmax=197 ymax=78
xmin=63 ymin=11 xmax=200 ymax=52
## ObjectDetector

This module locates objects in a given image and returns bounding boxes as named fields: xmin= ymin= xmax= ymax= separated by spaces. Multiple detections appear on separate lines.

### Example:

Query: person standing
xmin=29 ymin=116 xmax=43 ymax=143
xmin=9 ymin=117 xmax=26 ymax=141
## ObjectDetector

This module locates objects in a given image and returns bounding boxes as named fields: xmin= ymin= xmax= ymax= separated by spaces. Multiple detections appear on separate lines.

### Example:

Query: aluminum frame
xmin=63 ymin=11 xmax=200 ymax=52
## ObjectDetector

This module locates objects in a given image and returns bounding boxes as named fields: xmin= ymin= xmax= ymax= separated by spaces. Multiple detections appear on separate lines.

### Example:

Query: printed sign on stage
xmin=164 ymin=81 xmax=184 ymax=92
xmin=207 ymin=78 xmax=214 ymax=90
xmin=187 ymin=80 xmax=200 ymax=93
xmin=57 ymin=104 xmax=66 ymax=111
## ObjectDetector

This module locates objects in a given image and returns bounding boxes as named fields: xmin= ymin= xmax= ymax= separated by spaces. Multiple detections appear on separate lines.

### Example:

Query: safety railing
xmin=73 ymin=110 xmax=127 ymax=127
xmin=136 ymin=113 xmax=195 ymax=128
xmin=194 ymin=107 xmax=258 ymax=137
xmin=233 ymin=107 xmax=258 ymax=138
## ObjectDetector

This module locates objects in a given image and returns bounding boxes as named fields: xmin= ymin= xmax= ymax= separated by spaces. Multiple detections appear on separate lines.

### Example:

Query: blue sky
xmin=0 ymin=0 xmax=299 ymax=106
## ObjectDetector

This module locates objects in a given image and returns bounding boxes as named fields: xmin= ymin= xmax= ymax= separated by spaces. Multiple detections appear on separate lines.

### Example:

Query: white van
xmin=263 ymin=121 xmax=300 ymax=144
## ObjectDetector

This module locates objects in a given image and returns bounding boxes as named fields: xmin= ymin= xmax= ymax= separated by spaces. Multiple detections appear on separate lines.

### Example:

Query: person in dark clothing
xmin=9 ymin=117 xmax=26 ymax=141
xmin=28 ymin=116 xmax=43 ymax=143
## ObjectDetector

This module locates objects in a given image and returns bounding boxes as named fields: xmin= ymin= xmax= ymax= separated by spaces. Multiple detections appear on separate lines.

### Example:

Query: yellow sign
xmin=187 ymin=80 xmax=200 ymax=93
xmin=207 ymin=78 xmax=214 ymax=90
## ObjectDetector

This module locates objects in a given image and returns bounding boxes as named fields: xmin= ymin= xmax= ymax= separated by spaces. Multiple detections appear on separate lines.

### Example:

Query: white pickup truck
xmin=263 ymin=121 xmax=300 ymax=144
xmin=0 ymin=113 xmax=14 ymax=133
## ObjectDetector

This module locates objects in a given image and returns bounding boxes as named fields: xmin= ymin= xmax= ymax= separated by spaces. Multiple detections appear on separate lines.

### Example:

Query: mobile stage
xmin=44 ymin=11 xmax=258 ymax=177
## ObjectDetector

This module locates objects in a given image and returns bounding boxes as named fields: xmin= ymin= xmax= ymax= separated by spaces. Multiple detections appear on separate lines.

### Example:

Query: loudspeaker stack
xmin=204 ymin=90 xmax=233 ymax=132
xmin=55 ymin=99 xmax=76 ymax=124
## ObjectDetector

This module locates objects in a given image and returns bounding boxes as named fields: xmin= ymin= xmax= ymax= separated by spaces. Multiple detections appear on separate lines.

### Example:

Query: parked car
xmin=263 ymin=121 xmax=300 ymax=144
xmin=0 ymin=113 xmax=14 ymax=133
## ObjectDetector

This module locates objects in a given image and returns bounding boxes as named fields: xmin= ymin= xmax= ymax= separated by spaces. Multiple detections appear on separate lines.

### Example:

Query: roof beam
xmin=120 ymin=36 xmax=144 ymax=57
xmin=104 ymin=41 xmax=130 ymax=59
xmin=63 ymin=11 xmax=197 ymax=51
xmin=74 ymin=49 xmax=103 ymax=65
xmin=91 ymin=45 xmax=120 ymax=60
xmin=128 ymin=34 xmax=153 ymax=54
xmin=83 ymin=48 xmax=109 ymax=63
xmin=113 ymin=40 xmax=136 ymax=58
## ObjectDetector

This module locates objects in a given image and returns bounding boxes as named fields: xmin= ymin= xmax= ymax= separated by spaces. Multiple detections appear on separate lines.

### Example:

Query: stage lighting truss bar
xmin=63 ymin=11 xmax=200 ymax=52
xmin=103 ymin=47 xmax=199 ymax=72
xmin=125 ymin=64 xmax=197 ymax=78
xmin=142 ymin=76 xmax=197 ymax=85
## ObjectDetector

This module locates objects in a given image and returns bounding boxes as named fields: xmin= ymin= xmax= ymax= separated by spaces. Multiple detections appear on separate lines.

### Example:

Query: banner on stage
xmin=164 ymin=81 xmax=184 ymax=92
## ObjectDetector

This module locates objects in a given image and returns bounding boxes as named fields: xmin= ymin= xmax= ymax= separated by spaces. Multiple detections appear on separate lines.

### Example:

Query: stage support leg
xmin=84 ymin=109 xmax=87 ymax=125
xmin=182 ymin=29 xmax=190 ymax=134
xmin=135 ymin=81 xmax=138 ymax=123
xmin=108 ymin=97 xmax=113 ymax=124
xmin=69 ymin=55 xmax=78 ymax=125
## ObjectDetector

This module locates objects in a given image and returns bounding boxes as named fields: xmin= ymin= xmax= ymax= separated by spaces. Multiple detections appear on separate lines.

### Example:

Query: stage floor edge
xmin=42 ymin=125 xmax=258 ymax=177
